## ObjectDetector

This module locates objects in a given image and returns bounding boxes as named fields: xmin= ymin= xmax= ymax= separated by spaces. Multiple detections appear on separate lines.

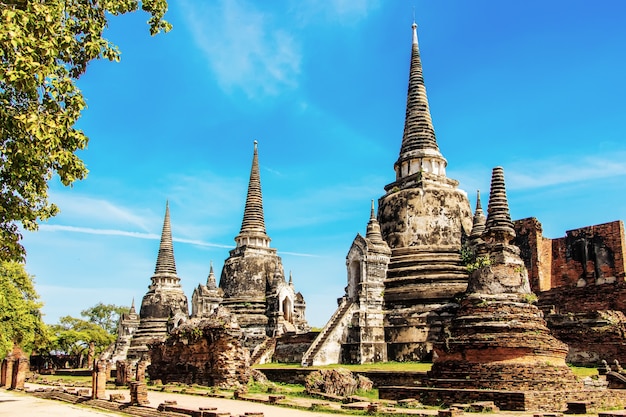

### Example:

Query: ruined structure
xmin=514 ymin=218 xmax=626 ymax=365
xmin=217 ymin=141 xmax=309 ymax=350
xmin=302 ymin=201 xmax=391 ymax=365
xmin=428 ymin=167 xmax=580 ymax=390
xmin=0 ymin=345 xmax=28 ymax=390
xmin=148 ymin=308 xmax=250 ymax=388
xmin=378 ymin=22 xmax=472 ymax=361
xmin=126 ymin=202 xmax=189 ymax=361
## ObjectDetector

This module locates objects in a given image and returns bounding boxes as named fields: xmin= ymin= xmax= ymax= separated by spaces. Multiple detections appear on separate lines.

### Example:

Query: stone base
xmin=378 ymin=386 xmax=626 ymax=411
xmin=428 ymin=361 xmax=580 ymax=391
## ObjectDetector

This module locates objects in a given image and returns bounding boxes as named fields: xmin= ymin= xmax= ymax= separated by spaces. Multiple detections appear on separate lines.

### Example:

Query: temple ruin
xmin=112 ymin=142 xmax=310 ymax=368
xmin=307 ymin=19 xmax=626 ymax=369
xmin=102 ymin=17 xmax=626 ymax=384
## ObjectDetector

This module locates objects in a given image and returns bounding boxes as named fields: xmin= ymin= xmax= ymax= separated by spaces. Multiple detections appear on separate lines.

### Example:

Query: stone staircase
xmin=250 ymin=337 xmax=277 ymax=365
xmin=301 ymin=298 xmax=354 ymax=366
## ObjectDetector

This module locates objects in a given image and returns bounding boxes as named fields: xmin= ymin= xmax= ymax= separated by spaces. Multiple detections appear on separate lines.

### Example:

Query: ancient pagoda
xmin=127 ymin=202 xmax=189 ymax=361
xmin=219 ymin=141 xmax=308 ymax=351
xmin=378 ymin=22 xmax=472 ymax=361
xmin=191 ymin=262 xmax=223 ymax=318
xmin=302 ymin=201 xmax=391 ymax=366
xmin=428 ymin=167 xmax=580 ymax=391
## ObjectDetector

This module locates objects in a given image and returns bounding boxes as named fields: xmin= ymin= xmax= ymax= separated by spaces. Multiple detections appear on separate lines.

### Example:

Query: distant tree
xmin=81 ymin=302 xmax=128 ymax=335
xmin=46 ymin=315 xmax=115 ymax=367
xmin=0 ymin=261 xmax=47 ymax=359
xmin=0 ymin=0 xmax=171 ymax=262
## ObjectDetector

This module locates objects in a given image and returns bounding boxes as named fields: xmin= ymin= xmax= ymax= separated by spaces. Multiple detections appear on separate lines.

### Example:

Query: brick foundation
xmin=379 ymin=386 xmax=626 ymax=412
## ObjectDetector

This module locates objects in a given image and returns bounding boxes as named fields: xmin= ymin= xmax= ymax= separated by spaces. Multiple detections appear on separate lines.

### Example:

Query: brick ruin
xmin=147 ymin=308 xmax=250 ymax=388
xmin=0 ymin=345 xmax=28 ymax=390
xmin=514 ymin=218 xmax=626 ymax=365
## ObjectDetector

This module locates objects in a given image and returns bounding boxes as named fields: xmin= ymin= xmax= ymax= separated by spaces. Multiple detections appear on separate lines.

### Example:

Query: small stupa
xmin=428 ymin=167 xmax=581 ymax=391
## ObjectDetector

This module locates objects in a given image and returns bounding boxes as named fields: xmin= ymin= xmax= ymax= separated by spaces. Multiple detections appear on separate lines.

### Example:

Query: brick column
xmin=136 ymin=360 xmax=147 ymax=382
xmin=129 ymin=381 xmax=149 ymax=405
xmin=91 ymin=360 xmax=107 ymax=399
xmin=115 ymin=361 xmax=127 ymax=386
xmin=0 ymin=359 xmax=8 ymax=388
xmin=10 ymin=356 xmax=28 ymax=390
xmin=2 ymin=357 xmax=14 ymax=389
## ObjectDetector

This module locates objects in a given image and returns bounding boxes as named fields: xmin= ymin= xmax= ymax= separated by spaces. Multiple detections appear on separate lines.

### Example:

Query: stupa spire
xmin=483 ymin=167 xmax=515 ymax=243
xmin=365 ymin=200 xmax=386 ymax=246
xmin=469 ymin=190 xmax=486 ymax=241
xmin=235 ymin=141 xmax=271 ymax=248
xmin=154 ymin=201 xmax=178 ymax=276
xmin=394 ymin=21 xmax=447 ymax=182
xmin=206 ymin=261 xmax=217 ymax=289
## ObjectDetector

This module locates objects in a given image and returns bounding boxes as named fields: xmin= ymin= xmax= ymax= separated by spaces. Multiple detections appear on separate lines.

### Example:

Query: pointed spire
xmin=129 ymin=298 xmax=136 ymax=314
xmin=206 ymin=261 xmax=217 ymax=289
xmin=365 ymin=200 xmax=386 ymax=246
xmin=393 ymin=21 xmax=447 ymax=182
xmin=402 ymin=21 xmax=437 ymax=152
xmin=484 ymin=167 xmax=516 ymax=243
xmin=236 ymin=141 xmax=271 ymax=248
xmin=289 ymin=271 xmax=293 ymax=285
xmin=154 ymin=201 xmax=178 ymax=276
xmin=469 ymin=190 xmax=486 ymax=241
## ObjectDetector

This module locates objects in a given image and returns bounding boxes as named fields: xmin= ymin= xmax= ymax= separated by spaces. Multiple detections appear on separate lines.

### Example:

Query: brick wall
xmin=514 ymin=219 xmax=626 ymax=292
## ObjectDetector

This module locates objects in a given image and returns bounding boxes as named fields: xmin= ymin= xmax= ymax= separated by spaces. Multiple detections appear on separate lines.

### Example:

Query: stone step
xmin=387 ymin=265 xmax=467 ymax=278
xmin=385 ymin=273 xmax=468 ymax=286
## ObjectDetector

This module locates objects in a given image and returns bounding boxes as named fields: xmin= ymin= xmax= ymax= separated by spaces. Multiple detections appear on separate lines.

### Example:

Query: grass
xmin=254 ymin=361 xmax=432 ymax=372
xmin=34 ymin=374 xmax=92 ymax=384
xmin=569 ymin=365 xmax=598 ymax=378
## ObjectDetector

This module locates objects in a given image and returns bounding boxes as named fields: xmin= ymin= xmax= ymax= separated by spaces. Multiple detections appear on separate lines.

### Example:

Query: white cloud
xmin=38 ymin=224 xmax=232 ymax=249
xmin=453 ymin=151 xmax=626 ymax=195
xmin=181 ymin=0 xmax=301 ymax=99
xmin=505 ymin=153 xmax=626 ymax=191
xmin=49 ymin=193 xmax=155 ymax=231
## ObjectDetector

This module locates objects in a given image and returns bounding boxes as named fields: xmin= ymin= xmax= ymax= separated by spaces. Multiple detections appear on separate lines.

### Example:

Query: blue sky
xmin=21 ymin=1 xmax=626 ymax=327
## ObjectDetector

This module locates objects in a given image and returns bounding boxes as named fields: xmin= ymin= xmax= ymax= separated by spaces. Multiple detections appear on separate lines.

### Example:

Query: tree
xmin=81 ymin=302 xmax=128 ymax=334
xmin=0 ymin=260 xmax=47 ymax=359
xmin=0 ymin=0 xmax=171 ymax=262
xmin=46 ymin=315 xmax=114 ymax=367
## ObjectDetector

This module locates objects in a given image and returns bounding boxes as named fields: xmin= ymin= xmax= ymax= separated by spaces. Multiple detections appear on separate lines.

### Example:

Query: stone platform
xmin=379 ymin=386 xmax=626 ymax=412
